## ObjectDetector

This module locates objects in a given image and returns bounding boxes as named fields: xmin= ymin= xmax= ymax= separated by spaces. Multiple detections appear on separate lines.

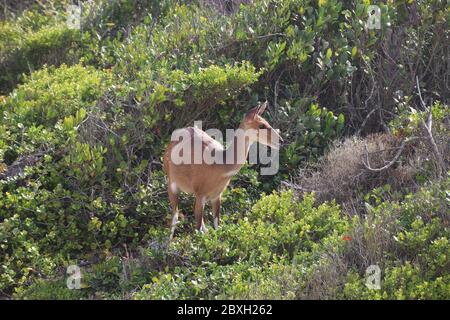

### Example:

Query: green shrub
xmin=4 ymin=64 xmax=109 ymax=125
xmin=340 ymin=179 xmax=450 ymax=300
xmin=280 ymin=103 xmax=345 ymax=171
xmin=134 ymin=191 xmax=349 ymax=299
xmin=0 ymin=64 xmax=111 ymax=160
xmin=13 ymin=279 xmax=86 ymax=300
xmin=0 ymin=64 xmax=113 ymax=293
xmin=0 ymin=22 xmax=82 ymax=94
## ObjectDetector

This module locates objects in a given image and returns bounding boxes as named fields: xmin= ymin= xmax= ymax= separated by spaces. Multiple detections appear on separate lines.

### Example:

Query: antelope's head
xmin=240 ymin=101 xmax=282 ymax=149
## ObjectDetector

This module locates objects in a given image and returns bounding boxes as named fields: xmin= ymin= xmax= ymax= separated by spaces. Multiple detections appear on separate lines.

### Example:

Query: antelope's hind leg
xmin=194 ymin=195 xmax=208 ymax=233
xmin=168 ymin=181 xmax=180 ymax=240
xmin=212 ymin=196 xmax=221 ymax=229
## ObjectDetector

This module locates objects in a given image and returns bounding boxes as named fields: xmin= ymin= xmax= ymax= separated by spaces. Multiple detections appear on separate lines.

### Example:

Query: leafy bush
xmin=280 ymin=103 xmax=345 ymax=171
xmin=340 ymin=179 xmax=450 ymax=299
xmin=134 ymin=191 xmax=350 ymax=299
xmin=0 ymin=64 xmax=113 ymax=292
xmin=0 ymin=18 xmax=83 ymax=93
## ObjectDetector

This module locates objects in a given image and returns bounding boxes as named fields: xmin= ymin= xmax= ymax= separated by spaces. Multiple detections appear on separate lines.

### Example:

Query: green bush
xmin=13 ymin=279 xmax=86 ymax=300
xmin=0 ymin=64 xmax=110 ymax=161
xmin=0 ymin=64 xmax=112 ymax=292
xmin=280 ymin=103 xmax=345 ymax=171
xmin=133 ymin=179 xmax=449 ymax=300
xmin=134 ymin=191 xmax=349 ymax=299
xmin=340 ymin=179 xmax=450 ymax=300
xmin=0 ymin=22 xmax=83 ymax=93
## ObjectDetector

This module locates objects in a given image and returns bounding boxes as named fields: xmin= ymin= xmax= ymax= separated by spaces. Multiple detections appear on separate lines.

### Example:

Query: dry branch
xmin=416 ymin=76 xmax=445 ymax=177
xmin=362 ymin=137 xmax=417 ymax=172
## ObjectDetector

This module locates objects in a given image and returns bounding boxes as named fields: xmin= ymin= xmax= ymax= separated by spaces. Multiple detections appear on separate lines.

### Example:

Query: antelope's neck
xmin=222 ymin=129 xmax=252 ymax=174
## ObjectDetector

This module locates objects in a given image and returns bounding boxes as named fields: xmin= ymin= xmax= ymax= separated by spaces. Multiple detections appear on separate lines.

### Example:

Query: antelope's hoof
xmin=200 ymin=224 xmax=208 ymax=234
xmin=214 ymin=217 xmax=219 ymax=229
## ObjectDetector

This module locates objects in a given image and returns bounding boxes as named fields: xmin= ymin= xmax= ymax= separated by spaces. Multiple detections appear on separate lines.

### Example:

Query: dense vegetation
xmin=0 ymin=0 xmax=448 ymax=299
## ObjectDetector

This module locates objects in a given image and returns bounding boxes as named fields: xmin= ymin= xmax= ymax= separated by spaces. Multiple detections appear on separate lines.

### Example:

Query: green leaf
xmin=326 ymin=48 xmax=333 ymax=59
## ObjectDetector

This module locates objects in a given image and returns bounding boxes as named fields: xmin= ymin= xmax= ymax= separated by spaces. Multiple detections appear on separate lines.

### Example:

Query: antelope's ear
xmin=258 ymin=101 xmax=268 ymax=115
xmin=245 ymin=101 xmax=268 ymax=120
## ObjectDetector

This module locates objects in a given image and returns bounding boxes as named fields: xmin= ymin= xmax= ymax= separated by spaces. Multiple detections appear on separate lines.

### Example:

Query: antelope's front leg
xmin=194 ymin=196 xmax=207 ymax=233
xmin=212 ymin=196 xmax=221 ymax=229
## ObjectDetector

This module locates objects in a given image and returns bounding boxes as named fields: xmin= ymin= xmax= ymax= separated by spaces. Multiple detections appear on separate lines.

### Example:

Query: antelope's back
xmin=163 ymin=127 xmax=225 ymax=191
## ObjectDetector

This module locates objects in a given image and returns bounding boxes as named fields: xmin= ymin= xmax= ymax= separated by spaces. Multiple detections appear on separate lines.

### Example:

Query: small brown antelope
xmin=163 ymin=101 xmax=281 ymax=238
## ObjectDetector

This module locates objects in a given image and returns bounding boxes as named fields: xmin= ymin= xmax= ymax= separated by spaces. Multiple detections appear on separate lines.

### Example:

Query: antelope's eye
xmin=259 ymin=124 xmax=266 ymax=129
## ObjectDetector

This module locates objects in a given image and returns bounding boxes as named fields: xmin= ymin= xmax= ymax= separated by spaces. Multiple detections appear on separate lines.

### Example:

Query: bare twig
xmin=416 ymin=76 xmax=445 ymax=177
xmin=416 ymin=76 xmax=427 ymax=110
xmin=356 ymin=107 xmax=377 ymax=136
xmin=281 ymin=180 xmax=322 ymax=193
xmin=420 ymin=114 xmax=445 ymax=177
xmin=362 ymin=137 xmax=418 ymax=172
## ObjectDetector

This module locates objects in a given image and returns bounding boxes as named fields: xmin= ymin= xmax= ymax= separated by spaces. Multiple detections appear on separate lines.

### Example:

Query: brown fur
xmin=163 ymin=102 xmax=281 ymax=238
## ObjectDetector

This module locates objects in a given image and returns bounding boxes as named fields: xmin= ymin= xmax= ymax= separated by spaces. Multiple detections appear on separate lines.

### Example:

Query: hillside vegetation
xmin=0 ymin=0 xmax=448 ymax=299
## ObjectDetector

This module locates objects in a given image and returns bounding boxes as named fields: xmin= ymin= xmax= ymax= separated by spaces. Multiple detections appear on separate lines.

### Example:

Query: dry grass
xmin=292 ymin=122 xmax=449 ymax=214
xmin=297 ymin=251 xmax=349 ymax=300
xmin=295 ymin=133 xmax=415 ymax=204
